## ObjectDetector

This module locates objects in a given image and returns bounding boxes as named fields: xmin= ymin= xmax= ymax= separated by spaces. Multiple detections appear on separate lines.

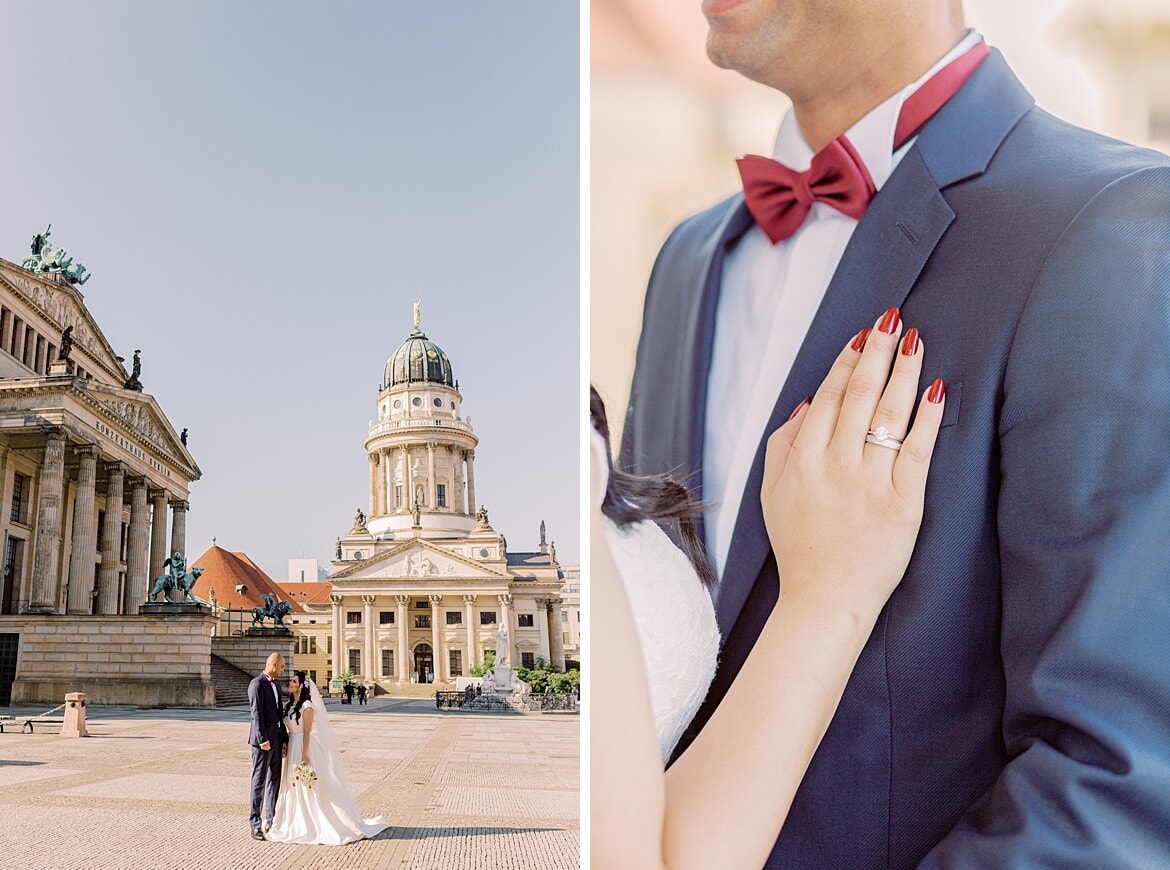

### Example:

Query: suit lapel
xmin=714 ymin=49 xmax=1034 ymax=639
xmin=677 ymin=201 xmax=754 ymax=543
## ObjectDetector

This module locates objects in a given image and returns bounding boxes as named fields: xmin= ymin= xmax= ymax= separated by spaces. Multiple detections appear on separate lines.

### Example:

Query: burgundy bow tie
xmin=737 ymin=139 xmax=876 ymax=244
xmin=739 ymin=40 xmax=990 ymax=245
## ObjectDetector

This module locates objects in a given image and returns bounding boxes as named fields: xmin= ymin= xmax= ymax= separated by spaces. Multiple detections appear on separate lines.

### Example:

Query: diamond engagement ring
xmin=865 ymin=426 xmax=903 ymax=451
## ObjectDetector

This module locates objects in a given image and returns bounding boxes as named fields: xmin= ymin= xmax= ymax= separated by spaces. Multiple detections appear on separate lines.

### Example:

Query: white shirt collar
xmin=773 ymin=30 xmax=984 ymax=191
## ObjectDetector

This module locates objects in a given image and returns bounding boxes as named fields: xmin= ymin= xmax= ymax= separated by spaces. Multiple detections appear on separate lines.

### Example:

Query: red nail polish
xmin=927 ymin=377 xmax=945 ymax=404
xmin=851 ymin=327 xmax=871 ymax=352
xmin=900 ymin=327 xmax=920 ymax=356
xmin=878 ymin=307 xmax=901 ymax=335
xmin=788 ymin=396 xmax=812 ymax=420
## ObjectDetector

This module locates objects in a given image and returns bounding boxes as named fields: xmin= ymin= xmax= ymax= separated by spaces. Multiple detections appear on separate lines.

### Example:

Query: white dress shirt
xmin=702 ymin=31 xmax=983 ymax=588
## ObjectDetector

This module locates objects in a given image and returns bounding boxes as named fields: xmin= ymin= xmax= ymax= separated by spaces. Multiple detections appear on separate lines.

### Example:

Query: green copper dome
xmin=385 ymin=329 xmax=455 ymax=388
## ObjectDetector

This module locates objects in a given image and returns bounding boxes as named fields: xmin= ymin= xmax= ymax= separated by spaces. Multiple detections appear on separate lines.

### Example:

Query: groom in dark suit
xmin=621 ymin=1 xmax=1170 ymax=866
xmin=247 ymin=652 xmax=287 ymax=840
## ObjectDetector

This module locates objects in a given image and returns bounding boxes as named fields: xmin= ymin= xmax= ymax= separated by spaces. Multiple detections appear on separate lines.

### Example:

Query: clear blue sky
xmin=0 ymin=2 xmax=580 ymax=575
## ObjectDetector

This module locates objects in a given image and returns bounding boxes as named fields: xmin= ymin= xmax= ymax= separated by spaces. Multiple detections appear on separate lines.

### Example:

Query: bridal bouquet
xmin=293 ymin=761 xmax=317 ymax=789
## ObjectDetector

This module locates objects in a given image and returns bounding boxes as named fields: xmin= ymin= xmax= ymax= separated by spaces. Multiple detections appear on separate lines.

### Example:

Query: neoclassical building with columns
xmin=0 ymin=256 xmax=198 ymax=617
xmin=0 ymin=249 xmax=201 ymax=706
xmin=326 ymin=310 xmax=567 ymax=688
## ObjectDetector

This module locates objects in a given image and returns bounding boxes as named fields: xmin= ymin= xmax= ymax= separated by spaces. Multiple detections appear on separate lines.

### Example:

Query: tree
xmin=469 ymin=650 xmax=496 ymax=677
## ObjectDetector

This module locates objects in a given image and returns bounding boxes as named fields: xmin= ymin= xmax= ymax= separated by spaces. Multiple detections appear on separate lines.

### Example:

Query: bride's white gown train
xmin=266 ymin=683 xmax=389 ymax=845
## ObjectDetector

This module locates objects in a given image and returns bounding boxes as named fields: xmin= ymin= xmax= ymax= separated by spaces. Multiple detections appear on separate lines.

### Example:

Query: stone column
xmin=362 ymin=595 xmax=375 ymax=682
xmin=123 ymin=478 xmax=150 ymax=611
xmin=149 ymin=489 xmax=168 ymax=597
xmin=536 ymin=597 xmax=551 ymax=664
xmin=396 ymin=594 xmax=409 ymax=683
xmin=429 ymin=594 xmax=443 ymax=683
xmin=427 ymin=442 xmax=436 ymax=507
xmin=546 ymin=597 xmax=565 ymax=670
xmin=463 ymin=594 xmax=478 ymax=668
xmin=369 ymin=453 xmax=381 ymax=517
xmin=330 ymin=594 xmax=343 ymax=683
xmin=454 ymin=450 xmax=465 ymax=513
xmin=29 ymin=429 xmax=67 ymax=613
xmin=386 ymin=449 xmax=396 ymax=511
xmin=169 ymin=500 xmax=188 ymax=559
xmin=96 ymin=462 xmax=125 ymax=614
xmin=66 ymin=446 xmax=100 ymax=614
xmin=460 ymin=449 xmax=470 ymax=516
xmin=405 ymin=446 xmax=415 ymax=510
xmin=498 ymin=592 xmax=513 ymax=667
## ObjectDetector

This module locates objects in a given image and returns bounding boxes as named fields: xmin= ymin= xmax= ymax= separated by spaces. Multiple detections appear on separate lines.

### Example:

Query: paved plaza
xmin=0 ymin=697 xmax=579 ymax=869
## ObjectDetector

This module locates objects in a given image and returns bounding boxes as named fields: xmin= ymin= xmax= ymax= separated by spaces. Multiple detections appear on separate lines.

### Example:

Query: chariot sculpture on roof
xmin=21 ymin=225 xmax=92 ymax=286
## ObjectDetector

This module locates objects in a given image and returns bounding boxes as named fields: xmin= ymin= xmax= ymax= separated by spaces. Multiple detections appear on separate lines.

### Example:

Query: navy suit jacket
xmin=621 ymin=50 xmax=1170 ymax=868
xmin=247 ymin=673 xmax=285 ymax=750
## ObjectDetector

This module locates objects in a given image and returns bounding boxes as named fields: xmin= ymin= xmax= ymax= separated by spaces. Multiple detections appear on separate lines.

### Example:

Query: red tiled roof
xmin=273 ymin=581 xmax=333 ymax=606
xmin=188 ymin=546 xmax=304 ymax=613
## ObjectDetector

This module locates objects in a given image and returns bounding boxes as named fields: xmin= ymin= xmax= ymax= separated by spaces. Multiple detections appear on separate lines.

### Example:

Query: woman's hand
xmin=761 ymin=308 xmax=945 ymax=621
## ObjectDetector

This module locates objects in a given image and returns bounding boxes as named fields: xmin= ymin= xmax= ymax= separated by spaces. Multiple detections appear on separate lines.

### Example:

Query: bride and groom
xmin=594 ymin=0 xmax=1170 ymax=867
xmin=248 ymin=653 xmax=388 ymax=845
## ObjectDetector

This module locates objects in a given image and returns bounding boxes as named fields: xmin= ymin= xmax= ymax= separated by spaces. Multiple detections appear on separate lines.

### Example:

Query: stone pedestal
xmin=10 ymin=611 xmax=218 ymax=707
xmin=48 ymin=359 xmax=74 ymax=377
xmin=139 ymin=603 xmax=212 ymax=616
xmin=492 ymin=663 xmax=515 ymax=692
xmin=62 ymin=692 xmax=87 ymax=738
xmin=244 ymin=626 xmax=294 ymax=638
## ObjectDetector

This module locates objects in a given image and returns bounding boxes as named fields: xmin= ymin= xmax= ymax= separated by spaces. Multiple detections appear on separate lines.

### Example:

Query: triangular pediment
xmin=0 ymin=258 xmax=132 ymax=388
xmin=332 ymin=540 xmax=510 ymax=581
xmin=84 ymin=382 xmax=197 ymax=472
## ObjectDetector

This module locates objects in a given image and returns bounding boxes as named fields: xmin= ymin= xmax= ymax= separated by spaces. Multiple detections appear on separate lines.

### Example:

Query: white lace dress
xmin=603 ymin=516 xmax=720 ymax=761
xmin=265 ymin=700 xmax=389 ymax=845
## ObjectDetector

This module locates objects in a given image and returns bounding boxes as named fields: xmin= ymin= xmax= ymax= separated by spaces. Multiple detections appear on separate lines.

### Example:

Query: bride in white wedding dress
xmin=592 ymin=315 xmax=946 ymax=869
xmin=266 ymin=672 xmax=389 ymax=845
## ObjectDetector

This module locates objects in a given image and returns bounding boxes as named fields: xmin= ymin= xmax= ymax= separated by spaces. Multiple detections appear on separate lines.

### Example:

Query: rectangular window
xmin=327 ymin=636 xmax=332 ymax=655
xmin=348 ymin=649 xmax=360 ymax=674
xmin=10 ymin=473 xmax=28 ymax=524
xmin=396 ymin=485 xmax=403 ymax=508
xmin=379 ymin=611 xmax=395 ymax=624
xmin=327 ymin=669 xmax=332 ymax=683
xmin=449 ymin=649 xmax=463 ymax=677
xmin=480 ymin=611 xmax=497 ymax=625
xmin=347 ymin=611 xmax=362 ymax=625
xmin=415 ymin=615 xmax=431 ymax=629
xmin=446 ymin=611 xmax=462 ymax=625
xmin=561 ymin=611 xmax=568 ymax=623
xmin=309 ymin=669 xmax=317 ymax=684
xmin=521 ymin=652 xmax=535 ymax=669
xmin=310 ymin=636 xmax=317 ymax=654
xmin=2 ymin=537 xmax=24 ymax=615
xmin=576 ymin=610 xmax=581 ymax=624
xmin=382 ymin=649 xmax=394 ymax=676
xmin=436 ymin=484 xmax=447 ymax=508
xmin=517 ymin=613 xmax=534 ymax=627
xmin=415 ymin=600 xmax=429 ymax=609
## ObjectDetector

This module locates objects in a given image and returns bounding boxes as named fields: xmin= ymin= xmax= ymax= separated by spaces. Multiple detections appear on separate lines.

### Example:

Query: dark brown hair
xmin=285 ymin=670 xmax=310 ymax=723
xmin=591 ymin=386 xmax=714 ymax=586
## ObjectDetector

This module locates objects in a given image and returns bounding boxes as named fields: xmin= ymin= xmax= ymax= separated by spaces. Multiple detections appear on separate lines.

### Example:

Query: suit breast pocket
xmin=940 ymin=380 xmax=962 ymax=428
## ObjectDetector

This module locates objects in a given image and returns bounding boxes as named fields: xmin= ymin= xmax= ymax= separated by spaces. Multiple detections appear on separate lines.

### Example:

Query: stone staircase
xmin=211 ymin=654 xmax=253 ymax=707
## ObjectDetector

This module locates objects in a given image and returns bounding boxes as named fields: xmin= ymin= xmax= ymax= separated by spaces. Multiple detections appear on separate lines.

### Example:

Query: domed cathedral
xmin=327 ymin=305 xmax=567 ymax=690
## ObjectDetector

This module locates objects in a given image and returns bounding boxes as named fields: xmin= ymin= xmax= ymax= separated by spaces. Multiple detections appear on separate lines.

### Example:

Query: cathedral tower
xmin=363 ymin=304 xmax=479 ymax=540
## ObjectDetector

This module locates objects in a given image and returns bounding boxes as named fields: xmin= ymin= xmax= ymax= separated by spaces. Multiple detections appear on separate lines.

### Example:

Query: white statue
xmin=494 ymin=624 xmax=509 ymax=666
